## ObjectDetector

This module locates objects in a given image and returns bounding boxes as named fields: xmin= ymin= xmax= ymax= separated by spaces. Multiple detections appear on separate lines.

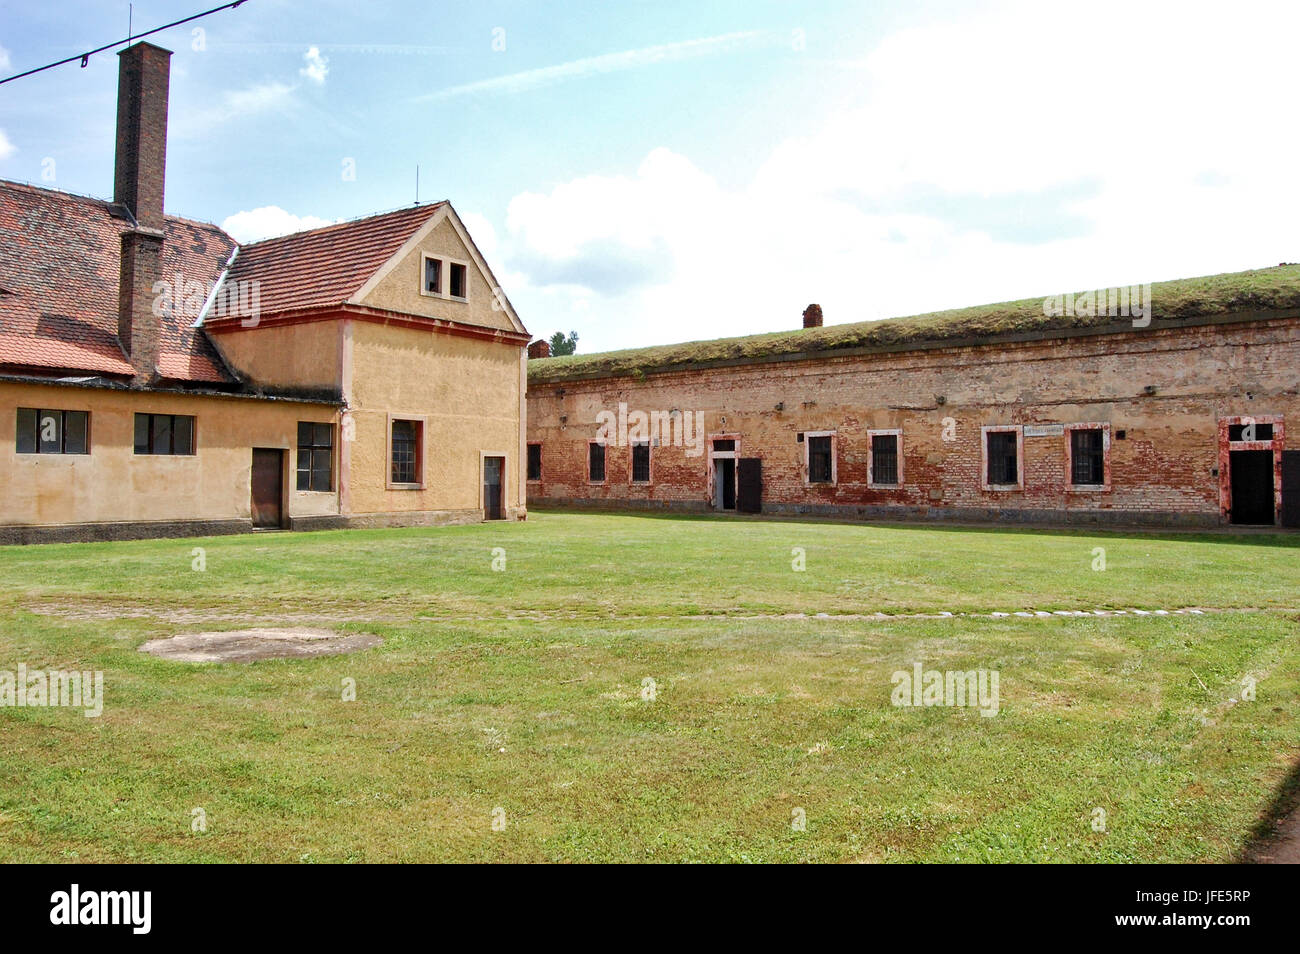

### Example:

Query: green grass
xmin=530 ymin=264 xmax=1300 ymax=382
xmin=0 ymin=511 xmax=1297 ymax=862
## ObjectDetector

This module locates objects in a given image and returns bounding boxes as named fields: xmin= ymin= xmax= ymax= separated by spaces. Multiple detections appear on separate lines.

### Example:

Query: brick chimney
xmin=527 ymin=339 xmax=551 ymax=359
xmin=802 ymin=303 xmax=823 ymax=329
xmin=115 ymin=42 xmax=172 ymax=382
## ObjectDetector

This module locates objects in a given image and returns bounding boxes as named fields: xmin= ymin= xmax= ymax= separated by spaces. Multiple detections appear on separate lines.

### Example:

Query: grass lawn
xmin=0 ymin=511 xmax=1296 ymax=862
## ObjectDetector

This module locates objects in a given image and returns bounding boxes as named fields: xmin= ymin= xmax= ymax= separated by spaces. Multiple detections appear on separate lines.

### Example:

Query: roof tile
xmin=224 ymin=203 xmax=446 ymax=315
xmin=0 ymin=180 xmax=235 ymax=382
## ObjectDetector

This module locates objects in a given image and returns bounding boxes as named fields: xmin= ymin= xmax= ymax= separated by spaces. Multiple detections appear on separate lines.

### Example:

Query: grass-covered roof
xmin=529 ymin=264 xmax=1300 ymax=384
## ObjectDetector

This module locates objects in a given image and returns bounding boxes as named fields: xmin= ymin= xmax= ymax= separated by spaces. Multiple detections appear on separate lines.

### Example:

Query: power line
xmin=0 ymin=0 xmax=251 ymax=86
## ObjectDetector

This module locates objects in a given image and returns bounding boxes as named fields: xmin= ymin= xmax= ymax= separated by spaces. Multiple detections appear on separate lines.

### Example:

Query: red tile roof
xmin=0 ymin=180 xmax=235 ymax=382
xmin=224 ymin=202 xmax=446 ymax=315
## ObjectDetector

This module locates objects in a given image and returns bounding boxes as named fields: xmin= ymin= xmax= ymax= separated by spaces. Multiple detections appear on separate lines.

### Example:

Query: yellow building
xmin=0 ymin=42 xmax=529 ymax=543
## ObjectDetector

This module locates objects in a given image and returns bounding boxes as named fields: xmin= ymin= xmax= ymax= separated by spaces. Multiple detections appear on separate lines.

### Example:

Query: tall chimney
xmin=527 ymin=339 xmax=551 ymax=359
xmin=802 ymin=303 xmax=823 ymax=329
xmin=114 ymin=42 xmax=170 ymax=230
xmin=115 ymin=42 xmax=171 ymax=382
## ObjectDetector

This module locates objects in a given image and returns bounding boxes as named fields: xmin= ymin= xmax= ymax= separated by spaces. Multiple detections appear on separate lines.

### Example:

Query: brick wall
xmin=525 ymin=318 xmax=1300 ymax=527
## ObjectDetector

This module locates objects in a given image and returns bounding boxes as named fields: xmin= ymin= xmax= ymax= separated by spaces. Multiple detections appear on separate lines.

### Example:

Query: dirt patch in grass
xmin=138 ymin=628 xmax=383 ymax=663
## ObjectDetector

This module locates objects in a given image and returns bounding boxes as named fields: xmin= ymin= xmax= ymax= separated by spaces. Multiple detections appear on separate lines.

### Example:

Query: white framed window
xmin=981 ymin=425 xmax=1023 ymax=491
xmin=386 ymin=414 xmax=427 ymax=489
xmin=1064 ymin=422 xmax=1111 ymax=492
xmin=867 ymin=428 xmax=902 ymax=488
xmin=804 ymin=430 xmax=836 ymax=485
xmin=420 ymin=253 xmax=470 ymax=302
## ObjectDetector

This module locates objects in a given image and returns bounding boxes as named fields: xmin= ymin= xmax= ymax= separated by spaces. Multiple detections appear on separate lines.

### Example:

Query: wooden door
xmin=251 ymin=449 xmax=284 ymax=529
xmin=737 ymin=458 xmax=762 ymax=513
xmin=483 ymin=456 xmax=504 ymax=520
xmin=1281 ymin=450 xmax=1300 ymax=528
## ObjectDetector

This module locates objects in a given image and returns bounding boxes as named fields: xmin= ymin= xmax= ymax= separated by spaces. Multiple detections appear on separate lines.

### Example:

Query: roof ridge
xmin=238 ymin=200 xmax=448 ymax=248
xmin=0 ymin=178 xmax=232 ymax=236
xmin=0 ymin=178 xmax=114 ymax=207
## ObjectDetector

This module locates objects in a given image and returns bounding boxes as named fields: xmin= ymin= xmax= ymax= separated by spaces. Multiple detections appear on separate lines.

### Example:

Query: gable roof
xmin=528 ymin=264 xmax=1300 ymax=384
xmin=222 ymin=202 xmax=447 ymax=315
xmin=0 ymin=180 xmax=235 ymax=383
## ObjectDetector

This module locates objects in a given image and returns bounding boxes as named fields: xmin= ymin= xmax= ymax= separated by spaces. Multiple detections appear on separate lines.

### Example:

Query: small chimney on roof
xmin=802 ymin=303 xmax=823 ymax=329
xmin=114 ymin=42 xmax=172 ymax=382
xmin=527 ymin=339 xmax=551 ymax=359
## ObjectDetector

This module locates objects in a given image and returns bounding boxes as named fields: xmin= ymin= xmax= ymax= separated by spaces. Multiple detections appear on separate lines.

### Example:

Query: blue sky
xmin=2 ymin=0 xmax=1297 ymax=352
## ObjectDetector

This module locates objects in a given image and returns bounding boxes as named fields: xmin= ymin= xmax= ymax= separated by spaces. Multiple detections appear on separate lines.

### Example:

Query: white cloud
xmin=0 ymin=45 xmax=11 ymax=73
xmin=460 ymin=212 xmax=498 ymax=259
xmin=221 ymin=206 xmax=334 ymax=243
xmin=0 ymin=129 xmax=14 ymax=161
xmin=174 ymin=82 xmax=296 ymax=136
xmin=299 ymin=46 xmax=329 ymax=85
xmin=418 ymin=31 xmax=771 ymax=101
xmin=223 ymin=81 xmax=296 ymax=118
xmin=500 ymin=0 xmax=1300 ymax=353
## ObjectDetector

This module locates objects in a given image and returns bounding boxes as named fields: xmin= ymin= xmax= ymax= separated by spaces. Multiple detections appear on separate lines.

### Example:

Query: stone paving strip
xmin=19 ymin=600 xmax=1274 ymax=626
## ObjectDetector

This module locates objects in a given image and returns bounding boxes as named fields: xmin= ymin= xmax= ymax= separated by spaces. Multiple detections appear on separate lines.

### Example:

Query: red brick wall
xmin=114 ymin=42 xmax=170 ymax=231
xmin=526 ymin=318 xmax=1300 ymax=527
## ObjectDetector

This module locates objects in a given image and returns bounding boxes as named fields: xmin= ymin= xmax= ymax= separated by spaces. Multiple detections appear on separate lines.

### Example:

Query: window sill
xmin=1066 ymin=484 xmax=1110 ymax=493
xmin=418 ymin=289 xmax=468 ymax=304
xmin=387 ymin=482 xmax=425 ymax=491
xmin=868 ymin=483 xmax=903 ymax=490
xmin=983 ymin=484 xmax=1022 ymax=492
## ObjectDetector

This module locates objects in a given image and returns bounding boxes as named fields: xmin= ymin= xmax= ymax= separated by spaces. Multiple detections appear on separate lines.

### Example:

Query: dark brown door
xmin=251 ymin=449 xmax=284 ymax=528
xmin=1281 ymin=451 xmax=1300 ymax=528
xmin=483 ymin=456 xmax=504 ymax=520
xmin=1229 ymin=450 xmax=1274 ymax=525
xmin=737 ymin=458 xmax=762 ymax=513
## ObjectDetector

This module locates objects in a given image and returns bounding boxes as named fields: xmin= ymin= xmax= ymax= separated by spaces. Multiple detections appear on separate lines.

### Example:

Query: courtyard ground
xmin=0 ymin=511 xmax=1297 ymax=862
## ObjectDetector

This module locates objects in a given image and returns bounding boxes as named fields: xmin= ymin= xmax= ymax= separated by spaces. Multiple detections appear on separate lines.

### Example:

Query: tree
xmin=549 ymin=330 xmax=579 ymax=356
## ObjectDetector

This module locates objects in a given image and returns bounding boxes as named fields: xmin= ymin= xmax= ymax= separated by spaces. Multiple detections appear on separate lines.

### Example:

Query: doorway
xmin=483 ymin=456 xmax=505 ymax=520
xmin=1229 ymin=450 xmax=1274 ymax=525
xmin=715 ymin=458 xmax=736 ymax=510
xmin=710 ymin=438 xmax=738 ymax=511
xmin=251 ymin=448 xmax=284 ymax=529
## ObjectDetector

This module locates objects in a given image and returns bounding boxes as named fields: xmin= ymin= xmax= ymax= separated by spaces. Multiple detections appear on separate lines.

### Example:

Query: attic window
xmin=420 ymin=253 xmax=469 ymax=302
